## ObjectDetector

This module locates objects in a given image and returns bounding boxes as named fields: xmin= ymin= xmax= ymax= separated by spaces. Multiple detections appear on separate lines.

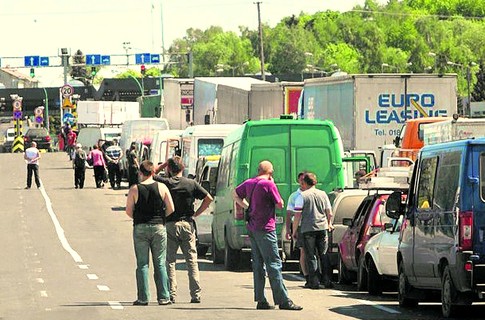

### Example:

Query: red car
xmin=337 ymin=191 xmax=394 ymax=290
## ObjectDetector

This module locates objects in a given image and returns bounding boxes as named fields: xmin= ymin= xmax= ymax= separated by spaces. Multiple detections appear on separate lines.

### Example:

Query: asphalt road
xmin=0 ymin=151 xmax=484 ymax=320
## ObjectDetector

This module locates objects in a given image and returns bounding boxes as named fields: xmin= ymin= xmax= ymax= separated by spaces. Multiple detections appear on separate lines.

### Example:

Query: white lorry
xmin=423 ymin=117 xmax=485 ymax=145
xmin=77 ymin=101 xmax=140 ymax=125
xmin=299 ymin=74 xmax=457 ymax=156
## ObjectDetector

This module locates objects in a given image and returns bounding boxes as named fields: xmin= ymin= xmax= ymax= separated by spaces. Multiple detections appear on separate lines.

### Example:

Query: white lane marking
xmin=35 ymin=278 xmax=45 ymax=283
xmin=360 ymin=299 xmax=401 ymax=314
xmin=97 ymin=285 xmax=110 ymax=291
xmin=34 ymin=268 xmax=42 ymax=273
xmin=39 ymin=185 xmax=83 ymax=263
xmin=78 ymin=264 xmax=89 ymax=269
xmin=108 ymin=301 xmax=124 ymax=310
xmin=40 ymin=291 xmax=48 ymax=297
xmin=87 ymin=274 xmax=99 ymax=280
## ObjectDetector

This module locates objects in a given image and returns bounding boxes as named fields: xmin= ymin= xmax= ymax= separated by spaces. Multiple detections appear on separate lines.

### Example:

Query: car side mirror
xmin=342 ymin=218 xmax=353 ymax=227
xmin=386 ymin=191 xmax=404 ymax=219
xmin=384 ymin=222 xmax=394 ymax=231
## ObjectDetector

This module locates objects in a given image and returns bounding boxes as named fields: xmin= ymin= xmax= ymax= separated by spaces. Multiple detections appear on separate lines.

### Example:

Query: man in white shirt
xmin=24 ymin=141 xmax=41 ymax=189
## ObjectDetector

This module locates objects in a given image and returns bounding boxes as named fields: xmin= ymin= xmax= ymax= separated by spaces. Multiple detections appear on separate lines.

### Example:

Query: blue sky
xmin=0 ymin=0 xmax=387 ymax=85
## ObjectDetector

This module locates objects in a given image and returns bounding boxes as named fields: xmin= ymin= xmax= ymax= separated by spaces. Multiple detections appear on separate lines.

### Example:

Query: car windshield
xmin=198 ymin=138 xmax=223 ymax=157
xmin=7 ymin=131 xmax=15 ymax=138
xmin=27 ymin=129 xmax=48 ymax=137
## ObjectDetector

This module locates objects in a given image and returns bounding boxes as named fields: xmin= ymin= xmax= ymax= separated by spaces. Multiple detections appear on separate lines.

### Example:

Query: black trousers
xmin=303 ymin=229 xmax=332 ymax=287
xmin=93 ymin=166 xmax=105 ymax=188
xmin=107 ymin=162 xmax=122 ymax=187
xmin=128 ymin=166 xmax=139 ymax=187
xmin=74 ymin=167 xmax=85 ymax=188
xmin=26 ymin=164 xmax=41 ymax=188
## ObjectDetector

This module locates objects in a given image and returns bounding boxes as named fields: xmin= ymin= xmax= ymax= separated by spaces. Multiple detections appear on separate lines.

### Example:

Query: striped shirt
xmin=105 ymin=145 xmax=122 ymax=162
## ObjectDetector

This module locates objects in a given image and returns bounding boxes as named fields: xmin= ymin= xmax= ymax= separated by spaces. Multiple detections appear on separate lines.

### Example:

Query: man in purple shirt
xmin=234 ymin=160 xmax=302 ymax=311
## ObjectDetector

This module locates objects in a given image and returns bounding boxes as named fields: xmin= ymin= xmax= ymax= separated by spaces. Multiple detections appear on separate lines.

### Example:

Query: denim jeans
xmin=133 ymin=223 xmax=169 ymax=302
xmin=248 ymin=230 xmax=289 ymax=305
xmin=166 ymin=221 xmax=201 ymax=300
xmin=302 ymin=229 xmax=331 ymax=287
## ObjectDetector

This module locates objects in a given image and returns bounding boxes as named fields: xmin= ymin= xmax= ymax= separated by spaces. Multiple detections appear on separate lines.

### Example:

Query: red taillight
xmin=465 ymin=261 xmax=473 ymax=272
xmin=45 ymin=136 xmax=51 ymax=142
xmin=459 ymin=210 xmax=473 ymax=251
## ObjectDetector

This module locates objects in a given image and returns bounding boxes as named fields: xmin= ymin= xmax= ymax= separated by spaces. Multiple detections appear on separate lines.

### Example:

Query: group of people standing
xmin=125 ymin=156 xmax=213 ymax=306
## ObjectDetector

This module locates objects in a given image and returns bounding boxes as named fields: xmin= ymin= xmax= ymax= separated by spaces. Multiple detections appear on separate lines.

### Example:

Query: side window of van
xmin=229 ymin=144 xmax=239 ymax=186
xmin=217 ymin=145 xmax=232 ymax=191
xmin=416 ymin=157 xmax=438 ymax=210
xmin=182 ymin=138 xmax=191 ymax=168
xmin=434 ymin=151 xmax=461 ymax=211
xmin=481 ymin=153 xmax=485 ymax=201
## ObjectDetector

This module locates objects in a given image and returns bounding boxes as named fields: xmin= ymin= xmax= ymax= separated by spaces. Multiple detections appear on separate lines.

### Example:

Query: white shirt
xmin=25 ymin=147 xmax=40 ymax=165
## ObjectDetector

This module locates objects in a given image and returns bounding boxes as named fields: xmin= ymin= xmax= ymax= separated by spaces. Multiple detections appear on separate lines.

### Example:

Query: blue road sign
xmin=86 ymin=54 xmax=101 ymax=65
xmin=24 ymin=56 xmax=40 ymax=67
xmin=62 ymin=112 xmax=75 ymax=125
xmin=135 ymin=53 xmax=151 ymax=64
xmin=101 ymin=55 xmax=111 ymax=65
xmin=40 ymin=56 xmax=49 ymax=66
xmin=13 ymin=110 xmax=22 ymax=120
xmin=150 ymin=54 xmax=160 ymax=64
xmin=35 ymin=116 xmax=43 ymax=124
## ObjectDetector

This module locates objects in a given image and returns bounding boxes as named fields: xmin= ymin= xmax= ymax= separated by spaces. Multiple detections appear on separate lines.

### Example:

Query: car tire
xmin=357 ymin=256 xmax=368 ymax=291
xmin=338 ymin=254 xmax=352 ymax=284
xmin=398 ymin=262 xmax=418 ymax=308
xmin=442 ymin=265 xmax=458 ymax=318
xmin=367 ymin=258 xmax=382 ymax=295
xmin=211 ymin=232 xmax=224 ymax=264
xmin=223 ymin=233 xmax=240 ymax=271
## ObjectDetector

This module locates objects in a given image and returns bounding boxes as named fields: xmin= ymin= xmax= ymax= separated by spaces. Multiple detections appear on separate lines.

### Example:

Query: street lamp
xmin=447 ymin=60 xmax=477 ymax=117
xmin=123 ymin=41 xmax=132 ymax=66
xmin=381 ymin=63 xmax=398 ymax=73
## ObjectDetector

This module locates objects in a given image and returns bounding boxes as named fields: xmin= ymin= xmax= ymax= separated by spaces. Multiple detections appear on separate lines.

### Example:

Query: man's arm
xmin=292 ymin=212 xmax=302 ymax=239
xmin=326 ymin=208 xmax=334 ymax=230
xmin=194 ymin=194 xmax=213 ymax=218
xmin=125 ymin=185 xmax=138 ymax=219
xmin=233 ymin=189 xmax=249 ymax=209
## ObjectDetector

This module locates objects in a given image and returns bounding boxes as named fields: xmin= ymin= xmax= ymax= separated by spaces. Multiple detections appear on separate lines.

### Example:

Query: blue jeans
xmin=248 ymin=230 xmax=289 ymax=305
xmin=133 ymin=223 xmax=169 ymax=302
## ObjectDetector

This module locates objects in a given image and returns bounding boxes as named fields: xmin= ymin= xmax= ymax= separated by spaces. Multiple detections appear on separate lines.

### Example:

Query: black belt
xmin=171 ymin=216 xmax=193 ymax=222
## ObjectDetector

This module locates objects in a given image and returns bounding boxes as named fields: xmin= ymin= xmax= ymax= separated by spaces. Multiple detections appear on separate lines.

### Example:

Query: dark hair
xmin=139 ymin=160 xmax=154 ymax=176
xmin=130 ymin=142 xmax=136 ymax=150
xmin=302 ymin=172 xmax=317 ymax=186
xmin=297 ymin=171 xmax=307 ymax=179
xmin=167 ymin=156 xmax=185 ymax=174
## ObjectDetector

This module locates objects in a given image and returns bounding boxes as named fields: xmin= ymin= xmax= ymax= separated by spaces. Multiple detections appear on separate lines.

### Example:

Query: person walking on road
xmin=73 ymin=143 xmax=87 ymax=189
xmin=24 ymin=141 xmax=41 ymax=189
xmin=87 ymin=144 xmax=106 ymax=188
xmin=105 ymin=138 xmax=123 ymax=189
xmin=125 ymin=160 xmax=175 ymax=306
xmin=285 ymin=171 xmax=309 ymax=287
xmin=127 ymin=142 xmax=139 ymax=187
xmin=292 ymin=172 xmax=334 ymax=289
xmin=233 ymin=160 xmax=302 ymax=311
xmin=154 ymin=156 xmax=213 ymax=304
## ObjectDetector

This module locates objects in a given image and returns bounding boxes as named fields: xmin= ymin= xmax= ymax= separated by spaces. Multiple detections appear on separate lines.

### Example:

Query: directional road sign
xmin=62 ymin=112 xmax=75 ymax=125
xmin=86 ymin=54 xmax=101 ymax=65
xmin=135 ymin=53 xmax=151 ymax=64
xmin=101 ymin=55 xmax=111 ymax=65
xmin=150 ymin=54 xmax=160 ymax=64
xmin=24 ymin=56 xmax=40 ymax=67
xmin=13 ymin=110 xmax=22 ymax=120
xmin=40 ymin=57 xmax=50 ymax=66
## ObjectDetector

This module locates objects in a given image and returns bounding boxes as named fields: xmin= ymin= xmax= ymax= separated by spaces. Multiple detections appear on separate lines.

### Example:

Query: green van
xmin=211 ymin=117 xmax=346 ymax=270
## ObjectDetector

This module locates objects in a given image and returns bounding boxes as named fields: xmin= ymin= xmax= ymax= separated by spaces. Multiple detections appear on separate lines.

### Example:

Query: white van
xmin=119 ymin=118 xmax=170 ymax=175
xmin=149 ymin=129 xmax=184 ymax=165
xmin=77 ymin=126 xmax=122 ymax=152
xmin=181 ymin=124 xmax=240 ymax=178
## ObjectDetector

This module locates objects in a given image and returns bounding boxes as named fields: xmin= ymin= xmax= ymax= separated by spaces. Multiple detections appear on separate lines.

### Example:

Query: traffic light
xmin=90 ymin=67 xmax=97 ymax=77
xmin=140 ymin=64 xmax=146 ymax=76
xmin=30 ymin=68 xmax=35 ymax=78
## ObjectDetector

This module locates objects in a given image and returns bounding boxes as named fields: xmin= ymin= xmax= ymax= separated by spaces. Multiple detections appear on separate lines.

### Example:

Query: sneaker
xmin=190 ymin=297 xmax=201 ymax=303
xmin=132 ymin=300 xmax=148 ymax=306
xmin=24 ymin=186 xmax=30 ymax=189
xmin=323 ymin=281 xmax=335 ymax=289
xmin=158 ymin=299 xmax=172 ymax=305
xmin=279 ymin=300 xmax=303 ymax=311
xmin=256 ymin=301 xmax=274 ymax=310
xmin=170 ymin=296 xmax=175 ymax=304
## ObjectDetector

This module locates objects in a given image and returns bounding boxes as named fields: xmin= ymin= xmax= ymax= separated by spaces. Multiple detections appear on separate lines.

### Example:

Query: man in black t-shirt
xmin=154 ymin=156 xmax=213 ymax=304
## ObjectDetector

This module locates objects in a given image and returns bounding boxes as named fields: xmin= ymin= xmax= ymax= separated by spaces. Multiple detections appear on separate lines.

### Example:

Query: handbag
xmin=244 ymin=180 xmax=261 ymax=222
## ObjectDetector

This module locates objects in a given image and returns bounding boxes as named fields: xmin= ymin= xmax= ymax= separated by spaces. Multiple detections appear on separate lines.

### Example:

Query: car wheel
xmin=211 ymin=232 xmax=224 ymax=264
xmin=357 ymin=256 xmax=368 ymax=291
xmin=398 ymin=262 xmax=418 ymax=308
xmin=442 ymin=265 xmax=458 ymax=318
xmin=338 ymin=254 xmax=352 ymax=284
xmin=367 ymin=258 xmax=382 ymax=295
xmin=223 ymin=233 xmax=241 ymax=271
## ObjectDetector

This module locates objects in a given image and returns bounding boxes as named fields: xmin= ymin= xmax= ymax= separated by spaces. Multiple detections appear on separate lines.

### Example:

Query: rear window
xmin=26 ymin=129 xmax=48 ymax=137
xmin=198 ymin=138 xmax=223 ymax=157
xmin=333 ymin=195 xmax=366 ymax=224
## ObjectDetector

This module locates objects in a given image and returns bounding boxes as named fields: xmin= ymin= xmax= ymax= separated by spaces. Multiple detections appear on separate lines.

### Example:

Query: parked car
xmin=338 ymin=190 xmax=397 ymax=290
xmin=3 ymin=127 xmax=15 ymax=152
xmin=363 ymin=216 xmax=403 ymax=295
xmin=24 ymin=128 xmax=52 ymax=151
xmin=386 ymin=138 xmax=485 ymax=318
xmin=329 ymin=189 xmax=369 ymax=269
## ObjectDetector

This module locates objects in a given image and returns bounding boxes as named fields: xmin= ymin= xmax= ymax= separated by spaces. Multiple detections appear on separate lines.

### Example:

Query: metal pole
xmin=255 ymin=1 xmax=265 ymax=81
xmin=160 ymin=0 xmax=165 ymax=63
xmin=43 ymin=87 xmax=49 ymax=133
xmin=128 ymin=75 xmax=143 ymax=95
xmin=62 ymin=56 xmax=68 ymax=84
xmin=466 ymin=66 xmax=471 ymax=117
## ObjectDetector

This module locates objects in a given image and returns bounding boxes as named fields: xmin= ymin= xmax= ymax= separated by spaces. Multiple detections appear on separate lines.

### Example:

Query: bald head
xmin=31 ymin=142 xmax=37 ymax=148
xmin=258 ymin=160 xmax=274 ymax=175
